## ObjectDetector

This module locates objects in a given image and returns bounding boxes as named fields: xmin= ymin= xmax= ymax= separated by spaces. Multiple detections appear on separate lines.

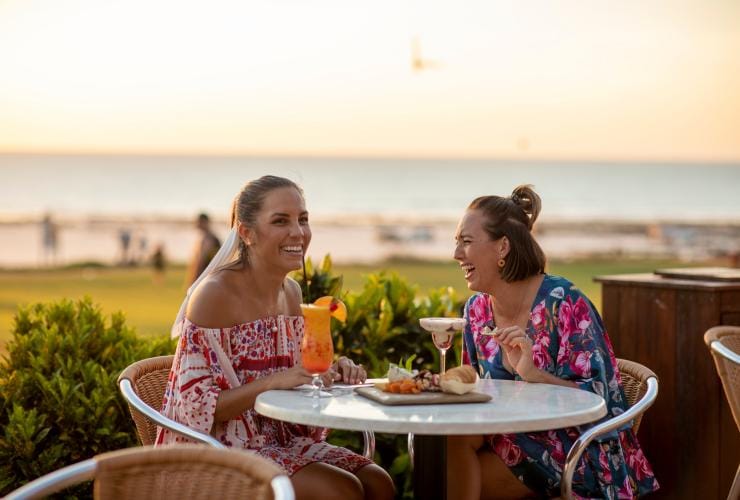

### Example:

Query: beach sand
xmin=1 ymin=217 xmax=736 ymax=269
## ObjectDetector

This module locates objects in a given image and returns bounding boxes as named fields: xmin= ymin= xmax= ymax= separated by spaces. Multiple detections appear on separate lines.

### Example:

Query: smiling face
xmin=453 ymin=209 xmax=507 ymax=292
xmin=239 ymin=186 xmax=311 ymax=274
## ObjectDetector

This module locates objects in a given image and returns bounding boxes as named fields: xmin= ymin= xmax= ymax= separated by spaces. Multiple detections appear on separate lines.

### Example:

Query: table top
xmin=255 ymin=379 xmax=607 ymax=435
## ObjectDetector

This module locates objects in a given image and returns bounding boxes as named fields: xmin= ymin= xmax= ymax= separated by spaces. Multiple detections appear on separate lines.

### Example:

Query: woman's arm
xmin=495 ymin=325 xmax=577 ymax=388
xmin=213 ymin=366 xmax=313 ymax=422
xmin=519 ymin=364 xmax=577 ymax=388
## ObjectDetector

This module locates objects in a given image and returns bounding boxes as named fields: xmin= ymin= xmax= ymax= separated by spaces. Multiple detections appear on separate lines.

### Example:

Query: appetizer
xmin=439 ymin=365 xmax=478 ymax=395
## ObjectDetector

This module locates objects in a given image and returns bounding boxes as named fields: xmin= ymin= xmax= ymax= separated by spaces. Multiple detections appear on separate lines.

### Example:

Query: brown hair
xmin=230 ymin=175 xmax=303 ymax=267
xmin=468 ymin=184 xmax=546 ymax=282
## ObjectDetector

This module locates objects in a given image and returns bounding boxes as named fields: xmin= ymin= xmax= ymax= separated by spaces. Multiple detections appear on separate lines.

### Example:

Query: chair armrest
xmin=5 ymin=459 xmax=96 ymax=500
xmin=119 ymin=379 xmax=226 ymax=448
xmin=711 ymin=341 xmax=740 ymax=364
xmin=560 ymin=376 xmax=658 ymax=499
xmin=271 ymin=475 xmax=296 ymax=500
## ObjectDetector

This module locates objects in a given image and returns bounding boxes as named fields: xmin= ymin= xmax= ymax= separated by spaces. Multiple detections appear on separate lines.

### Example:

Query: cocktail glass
xmin=419 ymin=317 xmax=466 ymax=374
xmin=300 ymin=303 xmax=335 ymax=400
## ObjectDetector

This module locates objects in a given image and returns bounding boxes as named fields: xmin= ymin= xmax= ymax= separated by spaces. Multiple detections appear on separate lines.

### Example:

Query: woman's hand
xmin=271 ymin=365 xmax=314 ymax=390
xmin=327 ymin=356 xmax=366 ymax=385
xmin=495 ymin=326 xmax=537 ymax=380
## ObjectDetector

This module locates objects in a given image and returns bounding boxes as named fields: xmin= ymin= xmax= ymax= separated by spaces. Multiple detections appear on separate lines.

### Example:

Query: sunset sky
xmin=0 ymin=0 xmax=738 ymax=161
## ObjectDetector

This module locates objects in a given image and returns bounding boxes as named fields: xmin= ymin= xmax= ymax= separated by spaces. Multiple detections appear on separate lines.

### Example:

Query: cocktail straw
xmin=302 ymin=254 xmax=311 ymax=303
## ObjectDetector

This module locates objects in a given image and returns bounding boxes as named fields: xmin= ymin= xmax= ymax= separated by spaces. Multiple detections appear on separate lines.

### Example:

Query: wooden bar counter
xmin=595 ymin=268 xmax=740 ymax=499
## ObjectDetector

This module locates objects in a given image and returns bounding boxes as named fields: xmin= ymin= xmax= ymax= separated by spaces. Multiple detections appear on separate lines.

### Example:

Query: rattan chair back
xmin=6 ymin=445 xmax=293 ymax=500
xmin=705 ymin=326 xmax=740 ymax=430
xmin=704 ymin=326 xmax=740 ymax=500
xmin=561 ymin=358 xmax=658 ymax=498
xmin=617 ymin=358 xmax=657 ymax=434
xmin=118 ymin=355 xmax=174 ymax=445
xmin=94 ymin=446 xmax=281 ymax=499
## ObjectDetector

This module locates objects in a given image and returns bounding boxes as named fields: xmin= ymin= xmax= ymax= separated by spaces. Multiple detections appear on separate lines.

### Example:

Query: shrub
xmin=0 ymin=297 xmax=174 ymax=496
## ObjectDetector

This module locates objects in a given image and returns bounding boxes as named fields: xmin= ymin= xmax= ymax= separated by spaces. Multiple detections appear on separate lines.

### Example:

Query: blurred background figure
xmin=118 ymin=228 xmax=132 ymax=265
xmin=151 ymin=243 xmax=166 ymax=286
xmin=40 ymin=212 xmax=58 ymax=267
xmin=186 ymin=212 xmax=221 ymax=286
xmin=136 ymin=230 xmax=149 ymax=266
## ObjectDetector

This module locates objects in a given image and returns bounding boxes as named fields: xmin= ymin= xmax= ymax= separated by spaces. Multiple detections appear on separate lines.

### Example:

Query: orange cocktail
xmin=300 ymin=304 xmax=334 ymax=397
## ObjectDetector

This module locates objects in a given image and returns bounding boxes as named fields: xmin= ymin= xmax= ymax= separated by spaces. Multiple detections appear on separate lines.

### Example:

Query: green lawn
xmin=0 ymin=258 xmax=704 ymax=352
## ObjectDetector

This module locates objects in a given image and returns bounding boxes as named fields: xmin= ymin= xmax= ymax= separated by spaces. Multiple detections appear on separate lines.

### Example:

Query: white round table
xmin=255 ymin=378 xmax=606 ymax=435
xmin=256 ymin=379 xmax=607 ymax=499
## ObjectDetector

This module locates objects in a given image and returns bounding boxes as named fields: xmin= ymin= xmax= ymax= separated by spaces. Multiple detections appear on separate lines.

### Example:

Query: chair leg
xmin=408 ymin=433 xmax=414 ymax=468
xmin=727 ymin=464 xmax=740 ymax=500
xmin=362 ymin=430 xmax=375 ymax=460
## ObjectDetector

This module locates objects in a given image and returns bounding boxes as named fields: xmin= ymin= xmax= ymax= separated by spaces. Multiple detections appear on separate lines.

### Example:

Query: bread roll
xmin=440 ymin=365 xmax=478 ymax=394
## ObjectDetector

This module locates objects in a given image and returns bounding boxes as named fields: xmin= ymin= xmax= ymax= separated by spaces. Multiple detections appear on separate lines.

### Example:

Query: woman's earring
xmin=497 ymin=258 xmax=505 ymax=269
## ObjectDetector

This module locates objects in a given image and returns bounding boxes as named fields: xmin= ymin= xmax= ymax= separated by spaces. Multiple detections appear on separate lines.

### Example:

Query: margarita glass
xmin=419 ymin=317 xmax=466 ymax=374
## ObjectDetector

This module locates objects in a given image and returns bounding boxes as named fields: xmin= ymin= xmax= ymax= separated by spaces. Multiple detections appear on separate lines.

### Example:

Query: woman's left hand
xmin=495 ymin=326 xmax=537 ymax=380
xmin=328 ymin=357 xmax=366 ymax=385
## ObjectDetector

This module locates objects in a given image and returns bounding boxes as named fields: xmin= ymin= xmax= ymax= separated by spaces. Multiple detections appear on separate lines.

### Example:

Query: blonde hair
xmin=468 ymin=184 xmax=546 ymax=282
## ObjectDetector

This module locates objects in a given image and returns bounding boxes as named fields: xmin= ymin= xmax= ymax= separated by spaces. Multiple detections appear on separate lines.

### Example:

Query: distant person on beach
xmin=118 ymin=228 xmax=132 ymax=265
xmin=40 ymin=213 xmax=58 ymax=267
xmin=446 ymin=185 xmax=659 ymax=499
xmin=185 ymin=212 xmax=221 ymax=286
xmin=159 ymin=176 xmax=394 ymax=499
xmin=137 ymin=232 xmax=149 ymax=265
xmin=151 ymin=243 xmax=166 ymax=285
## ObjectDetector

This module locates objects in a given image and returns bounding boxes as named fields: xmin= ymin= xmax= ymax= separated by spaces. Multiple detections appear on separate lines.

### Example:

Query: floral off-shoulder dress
xmin=156 ymin=315 xmax=372 ymax=475
xmin=462 ymin=275 xmax=659 ymax=499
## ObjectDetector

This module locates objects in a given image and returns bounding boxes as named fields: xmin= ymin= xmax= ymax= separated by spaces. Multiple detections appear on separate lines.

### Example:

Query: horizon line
xmin=1 ymin=148 xmax=739 ymax=165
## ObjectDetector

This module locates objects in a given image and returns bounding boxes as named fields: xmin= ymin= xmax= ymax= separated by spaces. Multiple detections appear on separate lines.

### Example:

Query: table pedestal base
xmin=413 ymin=435 xmax=447 ymax=500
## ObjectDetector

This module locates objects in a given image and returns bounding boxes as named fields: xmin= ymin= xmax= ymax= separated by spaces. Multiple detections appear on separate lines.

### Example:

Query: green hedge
xmin=0 ymin=298 xmax=174 ymax=497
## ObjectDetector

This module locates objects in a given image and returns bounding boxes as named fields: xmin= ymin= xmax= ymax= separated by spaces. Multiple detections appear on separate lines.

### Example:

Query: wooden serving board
xmin=355 ymin=386 xmax=492 ymax=406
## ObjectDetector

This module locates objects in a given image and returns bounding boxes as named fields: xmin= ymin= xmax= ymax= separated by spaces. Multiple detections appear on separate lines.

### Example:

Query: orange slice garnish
xmin=313 ymin=296 xmax=347 ymax=323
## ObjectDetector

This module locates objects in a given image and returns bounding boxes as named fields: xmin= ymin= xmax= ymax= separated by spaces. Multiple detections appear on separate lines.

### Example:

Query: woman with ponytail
xmin=158 ymin=176 xmax=394 ymax=500
xmin=447 ymin=185 xmax=659 ymax=499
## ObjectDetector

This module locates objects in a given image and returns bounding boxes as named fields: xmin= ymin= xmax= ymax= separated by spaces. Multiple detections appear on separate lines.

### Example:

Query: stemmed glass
xmin=419 ymin=317 xmax=466 ymax=374
xmin=300 ymin=303 xmax=335 ymax=401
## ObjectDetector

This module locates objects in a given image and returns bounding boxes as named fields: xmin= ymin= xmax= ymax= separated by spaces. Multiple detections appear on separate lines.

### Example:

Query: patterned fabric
xmin=156 ymin=315 xmax=372 ymax=476
xmin=462 ymin=275 xmax=660 ymax=499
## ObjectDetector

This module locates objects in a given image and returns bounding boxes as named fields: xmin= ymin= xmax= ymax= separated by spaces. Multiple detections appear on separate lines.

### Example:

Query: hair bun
xmin=511 ymin=184 xmax=541 ymax=230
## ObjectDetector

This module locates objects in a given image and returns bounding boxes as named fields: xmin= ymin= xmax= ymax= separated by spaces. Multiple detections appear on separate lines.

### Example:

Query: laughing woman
xmin=157 ymin=176 xmax=394 ymax=500
xmin=447 ymin=185 xmax=659 ymax=499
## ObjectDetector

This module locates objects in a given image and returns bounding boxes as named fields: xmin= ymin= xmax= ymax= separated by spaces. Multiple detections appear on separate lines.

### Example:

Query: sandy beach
xmin=1 ymin=215 xmax=737 ymax=269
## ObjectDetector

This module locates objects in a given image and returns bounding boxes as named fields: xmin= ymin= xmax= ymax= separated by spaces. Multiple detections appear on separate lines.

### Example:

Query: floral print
xmin=156 ymin=316 xmax=372 ymax=476
xmin=462 ymin=275 xmax=659 ymax=499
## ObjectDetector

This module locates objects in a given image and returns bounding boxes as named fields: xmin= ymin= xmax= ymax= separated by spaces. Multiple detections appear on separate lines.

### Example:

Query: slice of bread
xmin=440 ymin=365 xmax=478 ymax=394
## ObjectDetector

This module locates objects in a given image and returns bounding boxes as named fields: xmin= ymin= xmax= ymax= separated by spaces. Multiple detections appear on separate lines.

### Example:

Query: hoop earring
xmin=497 ymin=258 xmax=505 ymax=269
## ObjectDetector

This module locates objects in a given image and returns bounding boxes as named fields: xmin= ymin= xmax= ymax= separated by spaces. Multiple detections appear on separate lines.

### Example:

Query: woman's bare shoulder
xmin=186 ymin=271 xmax=242 ymax=328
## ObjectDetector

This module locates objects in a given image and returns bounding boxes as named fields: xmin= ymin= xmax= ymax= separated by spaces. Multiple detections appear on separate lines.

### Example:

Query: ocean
xmin=1 ymin=154 xmax=738 ymax=267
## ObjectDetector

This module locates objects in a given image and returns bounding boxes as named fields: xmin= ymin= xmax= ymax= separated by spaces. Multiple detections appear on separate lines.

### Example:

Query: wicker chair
xmin=118 ymin=355 xmax=224 ymax=447
xmin=704 ymin=326 xmax=740 ymax=500
xmin=560 ymin=358 xmax=659 ymax=499
xmin=118 ymin=355 xmax=376 ymax=458
xmin=5 ymin=445 xmax=295 ymax=500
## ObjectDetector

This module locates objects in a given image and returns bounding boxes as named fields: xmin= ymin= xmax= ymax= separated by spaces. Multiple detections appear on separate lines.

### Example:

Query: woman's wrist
xmin=519 ymin=366 xmax=544 ymax=383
